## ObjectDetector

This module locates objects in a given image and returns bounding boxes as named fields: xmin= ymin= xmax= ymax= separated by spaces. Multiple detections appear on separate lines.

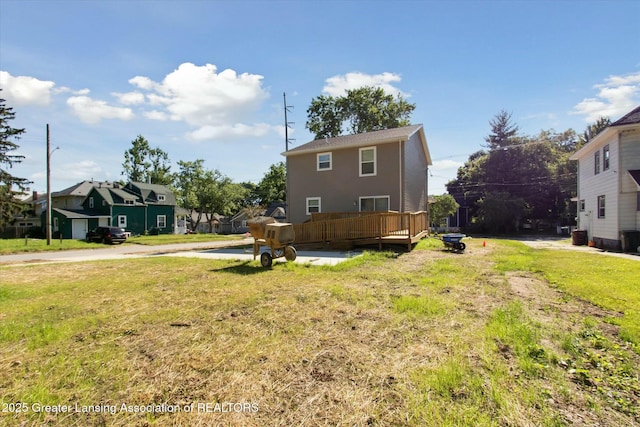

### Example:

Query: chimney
xmin=32 ymin=191 xmax=38 ymax=201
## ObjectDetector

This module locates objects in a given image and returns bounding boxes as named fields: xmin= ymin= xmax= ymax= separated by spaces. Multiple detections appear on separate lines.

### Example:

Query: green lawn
xmin=1 ymin=239 xmax=638 ymax=426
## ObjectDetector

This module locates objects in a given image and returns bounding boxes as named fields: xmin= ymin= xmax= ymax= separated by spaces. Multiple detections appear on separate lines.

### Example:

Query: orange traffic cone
xmin=483 ymin=240 xmax=486 ymax=247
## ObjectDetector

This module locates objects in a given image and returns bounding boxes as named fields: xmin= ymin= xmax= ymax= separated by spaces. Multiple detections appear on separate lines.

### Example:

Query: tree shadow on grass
xmin=209 ymin=260 xmax=280 ymax=275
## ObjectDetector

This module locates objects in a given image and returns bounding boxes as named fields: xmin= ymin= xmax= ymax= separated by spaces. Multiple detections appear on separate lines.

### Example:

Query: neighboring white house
xmin=570 ymin=105 xmax=640 ymax=251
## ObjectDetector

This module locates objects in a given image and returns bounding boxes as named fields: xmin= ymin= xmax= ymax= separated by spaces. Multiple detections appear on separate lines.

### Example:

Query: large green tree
xmin=306 ymin=86 xmax=415 ymax=139
xmin=446 ymin=111 xmax=586 ymax=233
xmin=0 ymin=95 xmax=31 ymax=229
xmin=122 ymin=135 xmax=171 ymax=185
xmin=256 ymin=162 xmax=286 ymax=206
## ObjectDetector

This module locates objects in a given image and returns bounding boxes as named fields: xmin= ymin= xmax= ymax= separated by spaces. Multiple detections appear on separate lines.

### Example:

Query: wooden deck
xmin=293 ymin=211 xmax=428 ymax=250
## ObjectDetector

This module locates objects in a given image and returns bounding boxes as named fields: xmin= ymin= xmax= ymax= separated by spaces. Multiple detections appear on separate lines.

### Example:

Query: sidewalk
xmin=0 ymin=238 xmax=360 ymax=267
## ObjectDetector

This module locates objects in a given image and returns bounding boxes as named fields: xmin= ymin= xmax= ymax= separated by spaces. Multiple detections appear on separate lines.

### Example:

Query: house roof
xmin=53 ymin=208 xmax=110 ymax=219
xmin=52 ymin=180 xmax=114 ymax=197
xmin=282 ymin=124 xmax=431 ymax=164
xmin=570 ymin=105 xmax=640 ymax=160
xmin=126 ymin=182 xmax=177 ymax=204
xmin=628 ymin=170 xmax=640 ymax=188
xmin=611 ymin=105 xmax=640 ymax=126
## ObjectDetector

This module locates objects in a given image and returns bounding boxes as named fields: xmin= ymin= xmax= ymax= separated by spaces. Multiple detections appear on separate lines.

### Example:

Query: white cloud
xmin=67 ymin=95 xmax=135 ymax=124
xmin=113 ymin=91 xmax=145 ymax=105
xmin=0 ymin=71 xmax=56 ymax=106
xmin=129 ymin=62 xmax=272 ymax=141
xmin=323 ymin=72 xmax=408 ymax=98
xmin=187 ymin=122 xmax=276 ymax=141
xmin=572 ymin=72 xmax=640 ymax=122
xmin=144 ymin=110 xmax=170 ymax=121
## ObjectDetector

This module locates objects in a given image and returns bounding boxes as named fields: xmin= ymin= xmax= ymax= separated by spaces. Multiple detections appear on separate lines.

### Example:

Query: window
xmin=579 ymin=200 xmax=585 ymax=212
xmin=125 ymin=199 xmax=135 ymax=205
xmin=89 ymin=197 xmax=94 ymax=209
xmin=603 ymin=145 xmax=610 ymax=171
xmin=317 ymin=152 xmax=332 ymax=171
xmin=157 ymin=215 xmax=166 ymax=228
xmin=53 ymin=218 xmax=58 ymax=231
xmin=118 ymin=215 xmax=127 ymax=228
xmin=359 ymin=147 xmax=376 ymax=176
xmin=306 ymin=197 xmax=321 ymax=215
xmin=359 ymin=196 xmax=390 ymax=212
xmin=594 ymin=150 xmax=600 ymax=175
xmin=597 ymin=195 xmax=605 ymax=218
xmin=157 ymin=194 xmax=166 ymax=202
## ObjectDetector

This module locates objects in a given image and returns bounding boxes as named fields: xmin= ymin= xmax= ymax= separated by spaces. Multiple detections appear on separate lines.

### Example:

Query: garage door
xmin=72 ymin=219 xmax=88 ymax=240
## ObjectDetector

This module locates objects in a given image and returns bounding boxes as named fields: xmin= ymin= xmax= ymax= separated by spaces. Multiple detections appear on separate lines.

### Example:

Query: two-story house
xmin=282 ymin=124 xmax=432 ymax=224
xmin=51 ymin=181 xmax=177 ymax=239
xmin=570 ymin=105 xmax=640 ymax=251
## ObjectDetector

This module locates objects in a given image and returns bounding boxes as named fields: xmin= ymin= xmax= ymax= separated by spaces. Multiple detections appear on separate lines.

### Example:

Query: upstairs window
xmin=603 ymin=145 xmax=610 ymax=171
xmin=359 ymin=147 xmax=376 ymax=176
xmin=157 ymin=194 xmax=166 ymax=202
xmin=125 ymin=199 xmax=135 ymax=205
xmin=594 ymin=150 xmax=600 ymax=175
xmin=579 ymin=200 xmax=585 ymax=212
xmin=317 ymin=152 xmax=332 ymax=171
xmin=89 ymin=197 xmax=94 ymax=209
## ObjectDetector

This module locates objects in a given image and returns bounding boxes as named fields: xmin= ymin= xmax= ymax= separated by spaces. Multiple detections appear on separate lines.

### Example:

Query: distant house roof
xmin=52 ymin=180 xmax=114 ymax=197
xmin=282 ymin=124 xmax=431 ymax=164
xmin=126 ymin=182 xmax=177 ymax=205
xmin=571 ymin=105 xmax=640 ymax=160
xmin=611 ymin=105 xmax=640 ymax=126
xmin=52 ymin=208 xmax=110 ymax=219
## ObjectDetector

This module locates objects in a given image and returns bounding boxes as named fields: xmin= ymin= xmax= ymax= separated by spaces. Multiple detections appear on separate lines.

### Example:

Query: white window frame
xmin=306 ymin=197 xmax=321 ymax=215
xmin=125 ymin=199 xmax=135 ymax=205
xmin=317 ymin=152 xmax=332 ymax=171
xmin=157 ymin=194 xmax=166 ymax=202
xmin=594 ymin=150 xmax=600 ymax=175
xmin=359 ymin=195 xmax=390 ymax=212
xmin=603 ymin=145 xmax=610 ymax=171
xmin=89 ymin=197 xmax=94 ymax=209
xmin=157 ymin=215 xmax=167 ymax=229
xmin=579 ymin=199 xmax=585 ymax=212
xmin=597 ymin=195 xmax=605 ymax=218
xmin=118 ymin=215 xmax=127 ymax=228
xmin=359 ymin=147 xmax=377 ymax=177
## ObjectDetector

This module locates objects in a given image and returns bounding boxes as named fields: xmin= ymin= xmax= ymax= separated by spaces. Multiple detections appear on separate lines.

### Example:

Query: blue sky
xmin=1 ymin=0 xmax=639 ymax=197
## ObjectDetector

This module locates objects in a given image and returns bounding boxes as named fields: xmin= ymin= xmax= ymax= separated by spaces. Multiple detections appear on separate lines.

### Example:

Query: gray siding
xmin=287 ymin=142 xmax=401 ymax=224
xmin=403 ymin=133 xmax=428 ymax=212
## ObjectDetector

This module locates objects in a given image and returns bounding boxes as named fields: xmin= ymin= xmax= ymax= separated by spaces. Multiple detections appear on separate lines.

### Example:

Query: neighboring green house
xmin=50 ymin=181 xmax=178 ymax=239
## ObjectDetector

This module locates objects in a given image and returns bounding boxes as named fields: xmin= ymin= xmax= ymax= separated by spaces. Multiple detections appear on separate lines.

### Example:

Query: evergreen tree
xmin=0 ymin=95 xmax=31 ymax=229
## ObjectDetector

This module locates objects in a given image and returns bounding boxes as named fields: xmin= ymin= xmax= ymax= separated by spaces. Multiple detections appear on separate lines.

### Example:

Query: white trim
xmin=157 ymin=214 xmax=167 ymax=228
xmin=118 ymin=215 xmax=127 ymax=228
xmin=359 ymin=146 xmax=377 ymax=177
xmin=317 ymin=152 xmax=332 ymax=171
xmin=306 ymin=197 xmax=321 ymax=215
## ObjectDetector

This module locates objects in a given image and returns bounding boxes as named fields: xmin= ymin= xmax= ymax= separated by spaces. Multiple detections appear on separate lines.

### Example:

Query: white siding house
xmin=570 ymin=106 xmax=640 ymax=251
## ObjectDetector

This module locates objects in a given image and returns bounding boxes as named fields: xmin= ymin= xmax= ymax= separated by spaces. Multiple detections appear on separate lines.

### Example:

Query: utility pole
xmin=283 ymin=92 xmax=295 ymax=151
xmin=46 ymin=124 xmax=51 ymax=245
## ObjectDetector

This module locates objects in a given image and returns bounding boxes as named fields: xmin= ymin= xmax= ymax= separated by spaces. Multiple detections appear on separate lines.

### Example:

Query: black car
xmin=86 ymin=226 xmax=127 ymax=244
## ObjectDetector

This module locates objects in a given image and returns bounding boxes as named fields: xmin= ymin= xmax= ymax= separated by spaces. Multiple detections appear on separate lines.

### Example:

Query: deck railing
xmin=293 ymin=211 xmax=428 ymax=244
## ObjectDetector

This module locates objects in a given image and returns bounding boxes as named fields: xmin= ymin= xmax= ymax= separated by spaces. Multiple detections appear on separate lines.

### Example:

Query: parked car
xmin=86 ymin=226 xmax=127 ymax=244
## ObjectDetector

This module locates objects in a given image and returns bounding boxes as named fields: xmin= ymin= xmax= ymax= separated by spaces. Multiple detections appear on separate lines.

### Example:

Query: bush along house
xmin=51 ymin=181 xmax=177 ymax=239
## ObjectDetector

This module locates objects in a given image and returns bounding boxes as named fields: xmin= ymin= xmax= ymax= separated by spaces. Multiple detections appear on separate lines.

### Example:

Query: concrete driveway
xmin=513 ymin=236 xmax=640 ymax=262
xmin=0 ymin=238 xmax=361 ymax=267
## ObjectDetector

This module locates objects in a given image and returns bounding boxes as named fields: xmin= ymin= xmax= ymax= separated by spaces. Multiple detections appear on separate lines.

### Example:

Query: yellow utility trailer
xmin=248 ymin=217 xmax=297 ymax=267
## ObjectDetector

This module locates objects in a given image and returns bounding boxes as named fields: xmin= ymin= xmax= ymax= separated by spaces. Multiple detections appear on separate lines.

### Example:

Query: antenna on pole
xmin=283 ymin=92 xmax=295 ymax=151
